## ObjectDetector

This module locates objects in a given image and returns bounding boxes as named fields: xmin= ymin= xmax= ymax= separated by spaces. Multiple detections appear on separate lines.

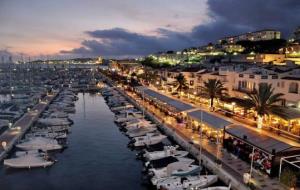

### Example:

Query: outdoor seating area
xmin=223 ymin=125 xmax=300 ymax=177
xmin=186 ymin=109 xmax=233 ymax=142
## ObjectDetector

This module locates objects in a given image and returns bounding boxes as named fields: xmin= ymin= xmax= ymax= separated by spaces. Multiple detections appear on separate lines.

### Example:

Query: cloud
xmin=206 ymin=0 xmax=300 ymax=36
xmin=61 ymin=28 xmax=197 ymax=57
xmin=61 ymin=0 xmax=300 ymax=57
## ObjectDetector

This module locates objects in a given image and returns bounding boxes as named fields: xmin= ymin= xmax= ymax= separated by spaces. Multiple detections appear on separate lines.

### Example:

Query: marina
xmin=0 ymin=93 xmax=150 ymax=190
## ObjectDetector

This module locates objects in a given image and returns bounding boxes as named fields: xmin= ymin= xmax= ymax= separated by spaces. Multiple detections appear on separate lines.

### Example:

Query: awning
xmin=225 ymin=125 xmax=299 ymax=155
xmin=220 ymin=96 xmax=252 ymax=108
xmin=271 ymin=107 xmax=300 ymax=121
xmin=136 ymin=87 xmax=195 ymax=112
xmin=187 ymin=109 xmax=232 ymax=130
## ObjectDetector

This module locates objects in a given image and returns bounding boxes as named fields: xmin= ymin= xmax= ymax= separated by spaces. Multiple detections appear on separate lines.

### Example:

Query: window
xmin=281 ymin=81 xmax=285 ymax=88
xmin=239 ymin=74 xmax=244 ymax=78
xmin=190 ymin=80 xmax=194 ymax=86
xmin=277 ymin=82 xmax=280 ymax=87
xmin=289 ymin=82 xmax=299 ymax=94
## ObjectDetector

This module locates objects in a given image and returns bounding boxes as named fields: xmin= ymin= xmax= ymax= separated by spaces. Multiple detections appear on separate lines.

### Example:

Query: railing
xmin=265 ymin=126 xmax=300 ymax=141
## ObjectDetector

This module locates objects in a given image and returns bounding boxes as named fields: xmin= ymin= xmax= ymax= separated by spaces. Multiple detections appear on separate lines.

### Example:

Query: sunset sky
xmin=0 ymin=0 xmax=299 ymax=59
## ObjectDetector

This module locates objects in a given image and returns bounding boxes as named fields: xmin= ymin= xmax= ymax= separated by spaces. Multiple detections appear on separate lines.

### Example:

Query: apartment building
xmin=161 ymin=65 xmax=300 ymax=107
xmin=205 ymin=67 xmax=300 ymax=107
xmin=221 ymin=29 xmax=281 ymax=44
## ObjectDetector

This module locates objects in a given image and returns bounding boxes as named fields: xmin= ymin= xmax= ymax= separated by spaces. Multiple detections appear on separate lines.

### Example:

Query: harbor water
xmin=0 ymin=93 xmax=150 ymax=190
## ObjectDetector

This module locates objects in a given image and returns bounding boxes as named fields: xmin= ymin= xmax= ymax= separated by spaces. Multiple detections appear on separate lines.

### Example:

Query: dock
xmin=0 ymin=92 xmax=58 ymax=161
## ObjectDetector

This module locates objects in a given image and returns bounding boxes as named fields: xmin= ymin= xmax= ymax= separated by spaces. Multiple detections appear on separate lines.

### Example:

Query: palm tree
xmin=246 ymin=83 xmax=284 ymax=129
xmin=138 ymin=68 xmax=157 ymax=85
xmin=201 ymin=79 xmax=227 ymax=110
xmin=175 ymin=73 xmax=188 ymax=96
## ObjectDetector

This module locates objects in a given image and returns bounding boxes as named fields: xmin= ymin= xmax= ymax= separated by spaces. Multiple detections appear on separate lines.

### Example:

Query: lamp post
xmin=231 ymin=102 xmax=236 ymax=113
xmin=199 ymin=110 xmax=203 ymax=165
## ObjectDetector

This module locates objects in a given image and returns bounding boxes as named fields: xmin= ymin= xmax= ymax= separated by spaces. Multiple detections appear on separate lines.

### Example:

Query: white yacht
xmin=144 ymin=146 xmax=188 ymax=161
xmin=150 ymin=162 xmax=201 ymax=185
xmin=156 ymin=175 xmax=218 ymax=190
xmin=125 ymin=120 xmax=155 ymax=129
xmin=4 ymin=151 xmax=54 ymax=169
xmin=26 ymin=131 xmax=67 ymax=139
xmin=16 ymin=137 xmax=63 ymax=151
xmin=38 ymin=118 xmax=71 ymax=126
xmin=32 ymin=125 xmax=70 ymax=133
xmin=115 ymin=112 xmax=143 ymax=123
xmin=132 ymin=133 xmax=167 ymax=147
xmin=199 ymin=184 xmax=231 ymax=190
xmin=111 ymin=104 xmax=134 ymax=112
xmin=126 ymin=127 xmax=157 ymax=138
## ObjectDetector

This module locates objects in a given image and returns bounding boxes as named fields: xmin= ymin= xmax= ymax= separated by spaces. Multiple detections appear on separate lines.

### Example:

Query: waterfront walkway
xmin=126 ymin=89 xmax=286 ymax=190
xmin=0 ymin=92 xmax=57 ymax=160
xmin=102 ymin=74 xmax=289 ymax=190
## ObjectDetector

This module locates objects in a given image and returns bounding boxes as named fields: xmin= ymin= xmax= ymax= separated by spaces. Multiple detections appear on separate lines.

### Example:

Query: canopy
xmin=271 ymin=107 xmax=300 ymax=121
xmin=188 ymin=109 xmax=232 ymax=130
xmin=135 ymin=86 xmax=194 ymax=112
xmin=225 ymin=125 xmax=299 ymax=155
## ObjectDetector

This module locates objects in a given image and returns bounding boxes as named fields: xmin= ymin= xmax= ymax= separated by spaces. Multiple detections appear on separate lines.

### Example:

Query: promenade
xmin=128 ymin=89 xmax=287 ymax=190
xmin=101 ymin=73 xmax=293 ymax=189
xmin=0 ymin=92 xmax=58 ymax=161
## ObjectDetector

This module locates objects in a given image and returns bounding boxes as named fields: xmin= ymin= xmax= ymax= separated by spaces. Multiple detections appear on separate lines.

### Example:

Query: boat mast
xmin=199 ymin=109 xmax=203 ymax=169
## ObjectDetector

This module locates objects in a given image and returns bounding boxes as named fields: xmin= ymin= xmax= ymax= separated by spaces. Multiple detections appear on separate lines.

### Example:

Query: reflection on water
xmin=0 ymin=93 xmax=150 ymax=190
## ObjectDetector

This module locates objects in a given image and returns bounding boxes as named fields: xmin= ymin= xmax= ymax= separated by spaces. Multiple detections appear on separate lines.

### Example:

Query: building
xmin=221 ymin=44 xmax=244 ymax=53
xmin=221 ymin=29 xmax=281 ymax=44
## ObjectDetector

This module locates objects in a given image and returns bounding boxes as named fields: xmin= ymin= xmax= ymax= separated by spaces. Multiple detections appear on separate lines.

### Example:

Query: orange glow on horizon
xmin=10 ymin=39 xmax=80 ymax=57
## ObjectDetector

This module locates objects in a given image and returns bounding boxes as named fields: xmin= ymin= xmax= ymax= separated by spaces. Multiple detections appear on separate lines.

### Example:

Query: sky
xmin=0 ymin=0 xmax=299 ymax=60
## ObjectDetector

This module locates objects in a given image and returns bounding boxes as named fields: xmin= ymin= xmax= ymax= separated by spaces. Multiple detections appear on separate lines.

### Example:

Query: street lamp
xmin=231 ymin=102 xmax=236 ymax=113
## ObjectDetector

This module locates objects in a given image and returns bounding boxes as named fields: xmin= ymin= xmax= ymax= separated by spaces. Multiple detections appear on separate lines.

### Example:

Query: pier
xmin=0 ymin=92 xmax=58 ymax=161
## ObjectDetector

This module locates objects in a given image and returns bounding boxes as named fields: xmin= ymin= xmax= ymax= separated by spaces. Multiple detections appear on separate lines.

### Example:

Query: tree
xmin=201 ymin=79 xmax=227 ymax=110
xmin=138 ymin=68 xmax=157 ymax=85
xmin=246 ymin=83 xmax=284 ymax=129
xmin=237 ymin=39 xmax=287 ymax=54
xmin=129 ymin=72 xmax=140 ymax=87
xmin=175 ymin=73 xmax=188 ymax=96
